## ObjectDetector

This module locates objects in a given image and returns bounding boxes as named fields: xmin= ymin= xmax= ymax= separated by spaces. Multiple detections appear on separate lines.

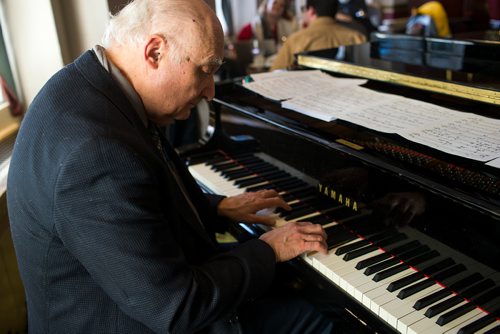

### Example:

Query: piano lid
xmin=297 ymin=33 xmax=500 ymax=105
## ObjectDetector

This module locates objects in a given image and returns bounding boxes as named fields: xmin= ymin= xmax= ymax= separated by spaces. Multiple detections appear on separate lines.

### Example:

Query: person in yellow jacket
xmin=414 ymin=1 xmax=451 ymax=37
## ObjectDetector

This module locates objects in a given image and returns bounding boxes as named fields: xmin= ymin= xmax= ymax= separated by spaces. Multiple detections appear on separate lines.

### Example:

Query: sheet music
xmin=282 ymin=86 xmax=464 ymax=133
xmin=243 ymin=70 xmax=366 ymax=101
xmin=241 ymin=71 xmax=500 ymax=164
xmin=400 ymin=115 xmax=500 ymax=162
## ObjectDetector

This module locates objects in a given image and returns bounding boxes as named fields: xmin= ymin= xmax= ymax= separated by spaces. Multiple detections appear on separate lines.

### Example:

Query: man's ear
xmin=144 ymin=34 xmax=165 ymax=68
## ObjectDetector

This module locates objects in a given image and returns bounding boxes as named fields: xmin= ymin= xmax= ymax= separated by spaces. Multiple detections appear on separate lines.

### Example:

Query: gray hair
xmin=102 ymin=0 xmax=197 ymax=63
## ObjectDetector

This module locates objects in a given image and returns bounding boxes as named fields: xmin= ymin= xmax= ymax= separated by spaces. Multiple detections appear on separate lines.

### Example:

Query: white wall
xmin=1 ymin=0 xmax=109 ymax=108
xmin=230 ymin=0 xmax=257 ymax=37
xmin=2 ymin=0 xmax=64 ymax=106
xmin=52 ymin=0 xmax=109 ymax=64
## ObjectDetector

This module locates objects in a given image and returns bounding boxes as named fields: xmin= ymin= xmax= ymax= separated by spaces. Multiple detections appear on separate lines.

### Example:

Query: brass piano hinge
xmin=298 ymin=55 xmax=500 ymax=105
xmin=336 ymin=139 xmax=364 ymax=151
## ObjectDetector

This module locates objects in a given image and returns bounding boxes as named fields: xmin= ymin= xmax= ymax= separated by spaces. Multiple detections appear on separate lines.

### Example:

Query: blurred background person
xmin=406 ymin=0 xmax=451 ymax=37
xmin=271 ymin=0 xmax=367 ymax=70
xmin=237 ymin=0 xmax=300 ymax=55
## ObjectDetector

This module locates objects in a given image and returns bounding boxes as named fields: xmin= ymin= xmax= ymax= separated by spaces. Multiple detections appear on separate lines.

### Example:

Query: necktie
xmin=148 ymin=123 xmax=207 ymax=233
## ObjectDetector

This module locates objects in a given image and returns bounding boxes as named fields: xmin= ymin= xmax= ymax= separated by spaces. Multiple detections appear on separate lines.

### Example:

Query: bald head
xmin=102 ymin=0 xmax=224 ymax=126
xmin=103 ymin=0 xmax=222 ymax=49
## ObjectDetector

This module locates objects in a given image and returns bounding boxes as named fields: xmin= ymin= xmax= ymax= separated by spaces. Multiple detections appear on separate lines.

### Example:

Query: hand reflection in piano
xmin=371 ymin=192 xmax=427 ymax=227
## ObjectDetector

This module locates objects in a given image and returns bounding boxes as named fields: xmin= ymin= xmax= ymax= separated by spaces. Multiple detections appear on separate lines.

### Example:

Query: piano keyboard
xmin=188 ymin=151 xmax=500 ymax=334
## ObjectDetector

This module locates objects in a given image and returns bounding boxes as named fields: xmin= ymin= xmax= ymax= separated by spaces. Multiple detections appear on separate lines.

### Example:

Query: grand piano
xmin=182 ymin=34 xmax=500 ymax=333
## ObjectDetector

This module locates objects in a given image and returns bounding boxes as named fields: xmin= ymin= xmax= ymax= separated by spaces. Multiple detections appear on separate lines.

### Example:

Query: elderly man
xmin=7 ymin=0 xmax=332 ymax=333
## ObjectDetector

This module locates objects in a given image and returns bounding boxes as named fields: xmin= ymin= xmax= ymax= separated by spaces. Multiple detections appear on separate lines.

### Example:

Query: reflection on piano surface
xmin=181 ymin=36 xmax=500 ymax=333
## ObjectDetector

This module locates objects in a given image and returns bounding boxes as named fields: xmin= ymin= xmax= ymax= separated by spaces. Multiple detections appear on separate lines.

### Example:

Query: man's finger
xmin=251 ymin=197 xmax=291 ymax=211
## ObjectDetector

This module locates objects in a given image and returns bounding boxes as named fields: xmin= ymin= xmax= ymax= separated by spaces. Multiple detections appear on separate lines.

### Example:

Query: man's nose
xmin=201 ymin=76 xmax=216 ymax=101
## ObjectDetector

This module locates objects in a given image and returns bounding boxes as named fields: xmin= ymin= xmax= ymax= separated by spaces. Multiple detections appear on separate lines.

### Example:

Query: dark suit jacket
xmin=7 ymin=51 xmax=276 ymax=333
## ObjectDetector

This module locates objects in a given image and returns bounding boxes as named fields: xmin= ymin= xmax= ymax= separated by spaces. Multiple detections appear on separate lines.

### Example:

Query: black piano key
xmin=276 ymin=180 xmax=308 ymax=192
xmin=413 ymin=272 xmax=482 ymax=310
xmin=204 ymin=155 xmax=227 ymax=165
xmin=397 ymin=259 xmax=460 ymax=299
xmin=247 ymin=163 xmax=279 ymax=172
xmin=436 ymin=303 xmax=477 ymax=326
xmin=426 ymin=279 xmax=495 ymax=318
xmin=276 ymin=201 xmax=308 ymax=215
xmin=239 ymin=163 xmax=277 ymax=175
xmin=374 ymin=250 xmax=440 ymax=283
xmin=458 ymin=307 xmax=500 ymax=334
xmin=280 ymin=204 xmax=311 ymax=218
xmin=301 ymin=215 xmax=334 ymax=226
xmin=263 ymin=174 xmax=294 ymax=184
xmin=209 ymin=159 xmax=235 ymax=168
xmin=335 ymin=239 xmax=371 ymax=255
xmin=425 ymin=295 xmax=466 ymax=318
xmin=356 ymin=252 xmax=392 ymax=270
xmin=389 ymin=258 xmax=455 ymax=293
xmin=436 ymin=286 xmax=500 ymax=326
xmin=344 ymin=244 xmax=378 ymax=261
xmin=449 ymin=272 xmax=484 ymax=292
xmin=336 ymin=230 xmax=396 ymax=256
xmin=326 ymin=231 xmax=358 ymax=249
xmin=283 ymin=207 xmax=318 ymax=220
xmin=213 ymin=162 xmax=240 ymax=171
xmin=364 ymin=258 xmax=400 ymax=276
xmin=356 ymin=240 xmax=421 ymax=270
xmin=245 ymin=181 xmax=271 ymax=192
xmin=224 ymin=169 xmax=253 ymax=180
xmin=246 ymin=177 xmax=300 ymax=192
xmin=223 ymin=163 xmax=274 ymax=177
xmin=413 ymin=264 xmax=466 ymax=310
xmin=364 ymin=245 xmax=430 ymax=276
xmin=484 ymin=325 xmax=500 ymax=334
xmin=235 ymin=176 xmax=266 ymax=187
xmin=231 ymin=152 xmax=256 ymax=160
xmin=282 ymin=187 xmax=316 ymax=201
xmin=259 ymin=170 xmax=290 ymax=179
xmin=406 ymin=249 xmax=441 ymax=267
xmin=233 ymin=156 xmax=261 ymax=165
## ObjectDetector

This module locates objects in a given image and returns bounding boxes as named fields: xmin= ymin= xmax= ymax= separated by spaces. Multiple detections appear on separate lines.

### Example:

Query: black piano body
xmin=182 ymin=34 xmax=500 ymax=334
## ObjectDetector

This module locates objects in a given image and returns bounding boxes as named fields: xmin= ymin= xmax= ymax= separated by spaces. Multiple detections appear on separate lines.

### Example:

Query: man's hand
xmin=217 ymin=189 xmax=291 ymax=226
xmin=259 ymin=221 xmax=328 ymax=262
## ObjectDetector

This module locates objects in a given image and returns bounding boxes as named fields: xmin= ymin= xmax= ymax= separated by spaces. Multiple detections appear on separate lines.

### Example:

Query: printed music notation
xmin=242 ymin=71 xmax=500 ymax=165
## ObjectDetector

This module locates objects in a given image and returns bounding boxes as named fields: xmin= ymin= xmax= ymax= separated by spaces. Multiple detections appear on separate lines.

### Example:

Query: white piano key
xmin=407 ymin=299 xmax=470 ymax=334
xmin=381 ymin=283 xmax=442 ymax=329
xmin=338 ymin=251 xmax=387 ymax=291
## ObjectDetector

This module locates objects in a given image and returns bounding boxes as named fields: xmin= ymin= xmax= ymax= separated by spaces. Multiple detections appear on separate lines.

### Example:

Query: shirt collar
xmin=93 ymin=45 xmax=148 ymax=127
